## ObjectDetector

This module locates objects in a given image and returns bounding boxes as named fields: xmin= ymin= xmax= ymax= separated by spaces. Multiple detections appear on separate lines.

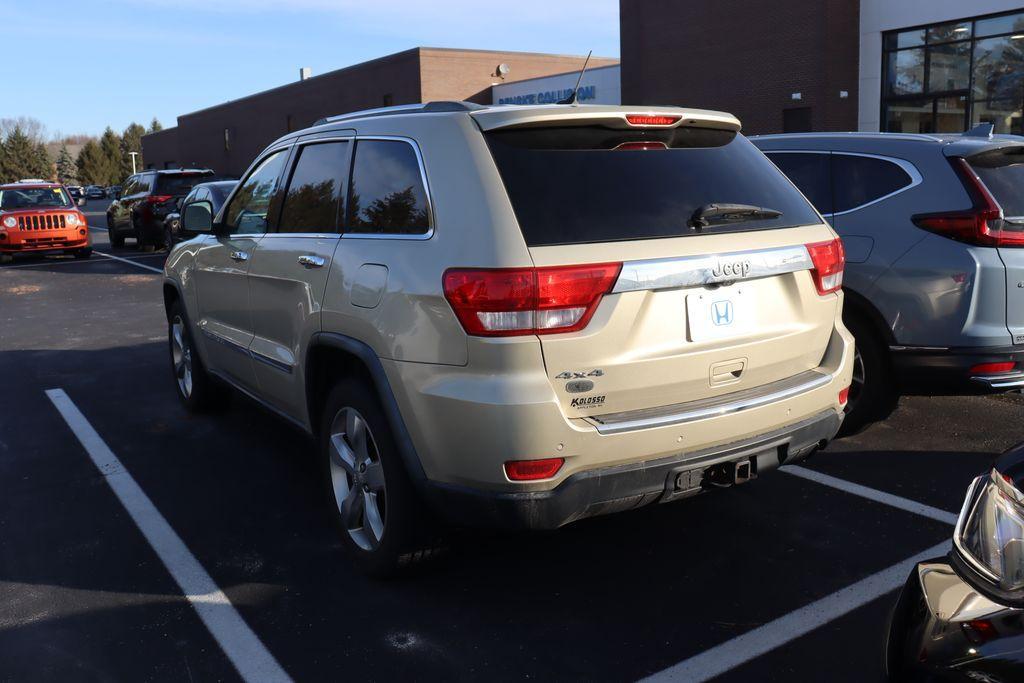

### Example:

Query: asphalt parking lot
xmin=1 ymin=201 xmax=1022 ymax=682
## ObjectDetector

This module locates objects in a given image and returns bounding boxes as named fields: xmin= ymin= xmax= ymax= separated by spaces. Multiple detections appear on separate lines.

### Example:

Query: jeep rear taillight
xmin=805 ymin=238 xmax=845 ymax=295
xmin=911 ymin=158 xmax=1024 ymax=247
xmin=443 ymin=263 xmax=622 ymax=337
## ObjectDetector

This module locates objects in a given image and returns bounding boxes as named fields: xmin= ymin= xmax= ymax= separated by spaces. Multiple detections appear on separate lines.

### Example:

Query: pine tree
xmin=98 ymin=127 xmax=123 ymax=185
xmin=120 ymin=122 xmax=146 ymax=177
xmin=76 ymin=139 xmax=106 ymax=185
xmin=56 ymin=144 xmax=76 ymax=183
xmin=0 ymin=127 xmax=49 ymax=183
xmin=148 ymin=117 xmax=163 ymax=133
xmin=32 ymin=140 xmax=53 ymax=181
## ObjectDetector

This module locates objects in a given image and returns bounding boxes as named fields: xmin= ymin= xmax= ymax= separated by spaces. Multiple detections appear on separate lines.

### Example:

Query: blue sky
xmin=4 ymin=0 xmax=619 ymax=138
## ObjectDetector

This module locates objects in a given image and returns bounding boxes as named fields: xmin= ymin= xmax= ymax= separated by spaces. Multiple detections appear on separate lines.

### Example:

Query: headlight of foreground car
xmin=955 ymin=469 xmax=1024 ymax=592
xmin=66 ymin=213 xmax=79 ymax=226
xmin=2 ymin=216 xmax=16 ymax=229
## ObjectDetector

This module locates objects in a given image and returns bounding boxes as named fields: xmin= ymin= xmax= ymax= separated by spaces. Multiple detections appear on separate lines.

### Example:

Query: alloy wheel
xmin=328 ymin=407 xmax=387 ymax=551
xmin=170 ymin=316 xmax=193 ymax=398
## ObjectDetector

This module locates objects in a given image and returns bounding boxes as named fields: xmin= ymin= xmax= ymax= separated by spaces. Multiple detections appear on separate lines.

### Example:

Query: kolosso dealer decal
xmin=570 ymin=395 xmax=606 ymax=409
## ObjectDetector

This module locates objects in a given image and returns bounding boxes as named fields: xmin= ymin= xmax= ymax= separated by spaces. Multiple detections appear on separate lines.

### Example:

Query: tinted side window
xmin=224 ymin=149 xmax=289 ymax=235
xmin=278 ymin=141 xmax=349 ymax=234
xmin=766 ymin=152 xmax=833 ymax=215
xmin=136 ymin=175 xmax=153 ymax=194
xmin=122 ymin=177 xmax=138 ymax=196
xmin=345 ymin=140 xmax=430 ymax=235
xmin=832 ymin=154 xmax=913 ymax=213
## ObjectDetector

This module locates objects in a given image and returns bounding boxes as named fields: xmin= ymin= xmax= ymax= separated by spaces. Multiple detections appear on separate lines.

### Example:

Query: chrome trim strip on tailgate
xmin=586 ymin=369 xmax=832 ymax=435
xmin=611 ymin=244 xmax=812 ymax=293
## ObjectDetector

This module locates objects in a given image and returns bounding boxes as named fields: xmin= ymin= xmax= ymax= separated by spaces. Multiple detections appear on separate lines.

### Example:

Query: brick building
xmin=142 ymin=47 xmax=615 ymax=176
xmin=621 ymin=0 xmax=1024 ymax=135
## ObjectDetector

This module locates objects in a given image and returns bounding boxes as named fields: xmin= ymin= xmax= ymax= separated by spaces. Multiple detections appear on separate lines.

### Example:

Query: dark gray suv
xmin=754 ymin=127 xmax=1024 ymax=433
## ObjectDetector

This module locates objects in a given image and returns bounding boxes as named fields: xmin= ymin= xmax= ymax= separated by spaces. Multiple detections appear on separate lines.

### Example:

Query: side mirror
xmin=77 ymin=197 xmax=86 ymax=207
xmin=182 ymin=201 xmax=214 ymax=233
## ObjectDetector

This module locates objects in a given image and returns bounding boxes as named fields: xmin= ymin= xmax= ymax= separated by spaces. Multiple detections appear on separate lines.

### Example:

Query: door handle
xmin=298 ymin=255 xmax=326 ymax=268
xmin=229 ymin=250 xmax=249 ymax=262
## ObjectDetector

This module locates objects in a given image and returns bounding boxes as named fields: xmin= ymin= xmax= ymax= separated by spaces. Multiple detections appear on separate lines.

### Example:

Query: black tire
xmin=839 ymin=312 xmax=897 ymax=437
xmin=109 ymin=228 xmax=125 ymax=248
xmin=168 ymin=301 xmax=225 ymax=413
xmin=164 ymin=225 xmax=175 ymax=251
xmin=0 ymin=253 xmax=12 ymax=265
xmin=106 ymin=213 xmax=115 ymax=230
xmin=72 ymin=247 xmax=92 ymax=260
xmin=320 ymin=379 xmax=442 ymax=577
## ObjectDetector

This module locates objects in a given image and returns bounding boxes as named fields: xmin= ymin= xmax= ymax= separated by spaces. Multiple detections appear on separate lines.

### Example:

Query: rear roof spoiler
xmin=470 ymin=106 xmax=742 ymax=133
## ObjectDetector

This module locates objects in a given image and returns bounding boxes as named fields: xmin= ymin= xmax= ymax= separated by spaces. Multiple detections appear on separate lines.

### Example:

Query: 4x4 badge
xmin=555 ymin=369 xmax=604 ymax=380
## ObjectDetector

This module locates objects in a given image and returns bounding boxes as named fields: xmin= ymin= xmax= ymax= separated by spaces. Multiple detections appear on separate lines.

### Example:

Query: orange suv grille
xmin=18 ymin=214 xmax=67 ymax=230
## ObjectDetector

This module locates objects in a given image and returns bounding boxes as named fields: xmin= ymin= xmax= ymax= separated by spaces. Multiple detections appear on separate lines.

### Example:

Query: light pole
xmin=128 ymin=151 xmax=139 ymax=175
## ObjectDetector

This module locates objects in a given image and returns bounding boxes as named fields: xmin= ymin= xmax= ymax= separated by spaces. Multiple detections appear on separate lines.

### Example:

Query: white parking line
xmin=45 ymin=389 xmax=291 ymax=683
xmin=93 ymin=250 xmax=164 ymax=274
xmin=644 ymin=464 xmax=961 ymax=682
xmin=783 ymin=465 xmax=960 ymax=525
xmin=643 ymin=540 xmax=951 ymax=683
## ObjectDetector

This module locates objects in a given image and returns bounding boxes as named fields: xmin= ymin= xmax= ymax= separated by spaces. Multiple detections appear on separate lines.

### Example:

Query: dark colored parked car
xmin=106 ymin=169 xmax=214 ymax=249
xmin=886 ymin=441 xmax=1024 ymax=681
xmin=754 ymin=126 xmax=1024 ymax=434
xmin=161 ymin=180 xmax=237 ymax=248
xmin=86 ymin=185 xmax=105 ymax=200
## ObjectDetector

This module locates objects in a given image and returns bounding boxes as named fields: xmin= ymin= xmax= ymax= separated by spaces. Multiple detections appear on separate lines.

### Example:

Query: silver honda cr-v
xmin=755 ymin=127 xmax=1024 ymax=433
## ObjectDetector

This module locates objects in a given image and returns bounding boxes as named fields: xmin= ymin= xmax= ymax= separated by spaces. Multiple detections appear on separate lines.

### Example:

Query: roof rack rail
xmin=314 ymin=100 xmax=485 ymax=126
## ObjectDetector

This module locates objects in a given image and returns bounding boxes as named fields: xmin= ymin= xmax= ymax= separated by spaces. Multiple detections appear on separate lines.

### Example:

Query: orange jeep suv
xmin=0 ymin=182 xmax=91 ymax=262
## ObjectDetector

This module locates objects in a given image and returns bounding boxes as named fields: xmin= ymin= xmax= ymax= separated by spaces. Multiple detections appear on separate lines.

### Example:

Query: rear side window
xmin=155 ymin=172 xmax=214 ymax=196
xmin=278 ymin=141 xmax=350 ymax=233
xmin=485 ymin=127 xmax=820 ymax=246
xmin=345 ymin=139 xmax=430 ymax=235
xmin=970 ymin=148 xmax=1024 ymax=217
xmin=135 ymin=175 xmax=152 ymax=194
xmin=831 ymin=154 xmax=913 ymax=213
xmin=766 ymin=152 xmax=833 ymax=215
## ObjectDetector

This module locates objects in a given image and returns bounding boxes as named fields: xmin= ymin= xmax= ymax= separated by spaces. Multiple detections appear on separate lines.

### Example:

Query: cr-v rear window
xmin=485 ymin=126 xmax=821 ymax=246
xmin=969 ymin=147 xmax=1024 ymax=218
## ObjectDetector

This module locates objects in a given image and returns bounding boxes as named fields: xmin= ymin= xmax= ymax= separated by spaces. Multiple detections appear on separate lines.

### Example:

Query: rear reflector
xmin=504 ymin=458 xmax=564 ymax=481
xmin=443 ymin=263 xmax=621 ymax=337
xmin=625 ymin=114 xmax=681 ymax=126
xmin=838 ymin=386 xmax=850 ymax=405
xmin=970 ymin=361 xmax=1017 ymax=376
xmin=805 ymin=238 xmax=845 ymax=295
xmin=911 ymin=158 xmax=1024 ymax=247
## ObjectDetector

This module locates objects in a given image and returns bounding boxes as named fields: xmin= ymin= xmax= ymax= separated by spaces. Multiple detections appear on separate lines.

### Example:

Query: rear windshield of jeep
xmin=154 ymin=172 xmax=214 ymax=197
xmin=486 ymin=126 xmax=821 ymax=247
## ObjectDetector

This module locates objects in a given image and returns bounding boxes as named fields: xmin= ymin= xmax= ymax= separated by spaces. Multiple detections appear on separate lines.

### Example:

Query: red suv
xmin=0 ymin=183 xmax=91 ymax=262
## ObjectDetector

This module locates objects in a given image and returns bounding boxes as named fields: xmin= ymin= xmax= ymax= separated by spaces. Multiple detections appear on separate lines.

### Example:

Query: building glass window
xmin=882 ymin=8 xmax=1024 ymax=134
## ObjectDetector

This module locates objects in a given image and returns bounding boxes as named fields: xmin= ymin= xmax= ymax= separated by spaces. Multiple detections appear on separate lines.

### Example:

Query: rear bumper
xmin=421 ymin=409 xmax=842 ymax=529
xmin=891 ymin=344 xmax=1024 ymax=393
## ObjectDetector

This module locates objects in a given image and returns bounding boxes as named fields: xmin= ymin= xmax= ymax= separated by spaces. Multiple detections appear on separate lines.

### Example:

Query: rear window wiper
xmin=690 ymin=203 xmax=783 ymax=229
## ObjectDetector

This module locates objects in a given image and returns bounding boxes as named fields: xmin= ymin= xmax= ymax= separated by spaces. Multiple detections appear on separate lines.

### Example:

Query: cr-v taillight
xmin=443 ymin=263 xmax=622 ymax=337
xmin=805 ymin=238 xmax=845 ymax=295
xmin=911 ymin=158 xmax=1024 ymax=247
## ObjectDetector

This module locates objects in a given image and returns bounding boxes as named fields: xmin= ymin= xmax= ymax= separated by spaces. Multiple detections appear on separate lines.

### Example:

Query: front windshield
xmin=0 ymin=187 xmax=72 ymax=210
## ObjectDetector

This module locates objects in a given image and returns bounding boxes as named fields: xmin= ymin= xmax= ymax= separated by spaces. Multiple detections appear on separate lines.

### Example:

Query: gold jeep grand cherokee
xmin=164 ymin=102 xmax=854 ymax=575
